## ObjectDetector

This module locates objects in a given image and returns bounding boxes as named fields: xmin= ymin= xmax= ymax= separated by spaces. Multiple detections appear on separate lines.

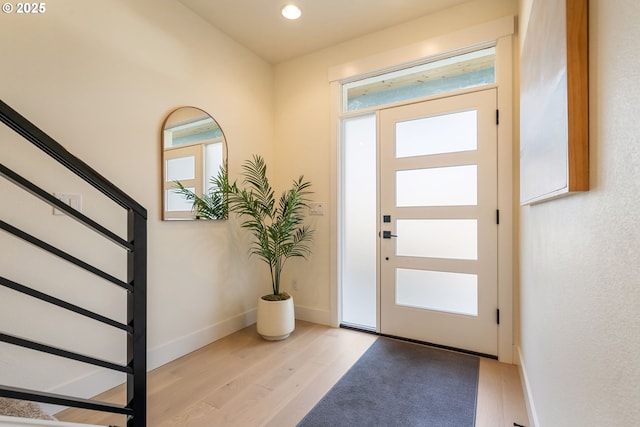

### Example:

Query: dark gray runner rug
xmin=297 ymin=336 xmax=479 ymax=427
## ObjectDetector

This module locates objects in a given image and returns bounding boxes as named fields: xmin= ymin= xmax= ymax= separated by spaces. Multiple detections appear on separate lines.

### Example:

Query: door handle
xmin=382 ymin=231 xmax=398 ymax=239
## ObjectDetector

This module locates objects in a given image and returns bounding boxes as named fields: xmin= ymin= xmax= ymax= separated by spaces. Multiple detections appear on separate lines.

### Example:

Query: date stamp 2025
xmin=2 ymin=2 xmax=47 ymax=14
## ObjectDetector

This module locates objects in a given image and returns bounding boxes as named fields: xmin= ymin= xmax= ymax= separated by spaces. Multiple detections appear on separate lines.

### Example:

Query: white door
xmin=379 ymin=89 xmax=498 ymax=356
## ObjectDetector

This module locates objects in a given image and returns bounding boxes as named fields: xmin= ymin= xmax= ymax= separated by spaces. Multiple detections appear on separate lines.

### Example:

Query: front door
xmin=379 ymin=89 xmax=498 ymax=356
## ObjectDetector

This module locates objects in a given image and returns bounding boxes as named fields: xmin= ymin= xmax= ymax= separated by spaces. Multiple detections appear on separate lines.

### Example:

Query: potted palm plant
xmin=227 ymin=155 xmax=314 ymax=340
xmin=176 ymin=155 xmax=313 ymax=340
xmin=175 ymin=155 xmax=314 ymax=340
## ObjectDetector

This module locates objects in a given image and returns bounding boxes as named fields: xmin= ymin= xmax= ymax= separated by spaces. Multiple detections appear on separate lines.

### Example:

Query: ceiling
xmin=178 ymin=0 xmax=471 ymax=64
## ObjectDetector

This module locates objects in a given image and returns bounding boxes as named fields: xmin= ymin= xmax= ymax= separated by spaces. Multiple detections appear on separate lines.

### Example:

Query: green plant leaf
xmin=172 ymin=165 xmax=228 ymax=220
xmin=226 ymin=155 xmax=314 ymax=295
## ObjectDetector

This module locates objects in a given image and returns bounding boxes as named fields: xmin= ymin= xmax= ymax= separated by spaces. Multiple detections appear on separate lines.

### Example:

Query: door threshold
xmin=340 ymin=324 xmax=498 ymax=360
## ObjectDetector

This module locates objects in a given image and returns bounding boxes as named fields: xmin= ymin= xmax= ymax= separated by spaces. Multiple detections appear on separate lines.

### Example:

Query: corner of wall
xmin=294 ymin=304 xmax=332 ymax=326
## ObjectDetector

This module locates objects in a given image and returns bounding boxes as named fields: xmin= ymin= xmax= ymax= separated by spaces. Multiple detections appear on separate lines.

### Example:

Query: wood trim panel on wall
xmin=566 ymin=0 xmax=589 ymax=192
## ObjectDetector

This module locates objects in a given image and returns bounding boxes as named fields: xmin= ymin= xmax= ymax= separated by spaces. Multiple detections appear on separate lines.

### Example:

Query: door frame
xmin=329 ymin=16 xmax=515 ymax=363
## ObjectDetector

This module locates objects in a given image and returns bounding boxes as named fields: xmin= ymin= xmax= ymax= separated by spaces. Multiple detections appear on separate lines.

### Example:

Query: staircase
xmin=0 ymin=100 xmax=147 ymax=427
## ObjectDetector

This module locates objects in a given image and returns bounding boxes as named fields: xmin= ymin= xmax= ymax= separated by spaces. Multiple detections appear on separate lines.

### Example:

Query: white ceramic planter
xmin=256 ymin=296 xmax=295 ymax=340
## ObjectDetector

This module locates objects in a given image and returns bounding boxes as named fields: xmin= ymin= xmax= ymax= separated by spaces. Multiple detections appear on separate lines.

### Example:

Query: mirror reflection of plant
xmin=174 ymin=165 xmax=228 ymax=220
xmin=227 ymin=155 xmax=314 ymax=300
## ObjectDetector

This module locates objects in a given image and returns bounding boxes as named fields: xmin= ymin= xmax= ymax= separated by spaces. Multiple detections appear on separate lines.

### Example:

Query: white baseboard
xmin=44 ymin=309 xmax=258 ymax=416
xmin=147 ymin=308 xmax=257 ymax=371
xmin=294 ymin=304 xmax=331 ymax=326
xmin=516 ymin=345 xmax=540 ymax=427
xmin=40 ymin=369 xmax=124 ymax=416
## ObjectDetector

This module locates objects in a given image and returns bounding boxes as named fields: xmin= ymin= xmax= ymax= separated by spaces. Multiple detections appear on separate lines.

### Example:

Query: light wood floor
xmin=57 ymin=321 xmax=529 ymax=427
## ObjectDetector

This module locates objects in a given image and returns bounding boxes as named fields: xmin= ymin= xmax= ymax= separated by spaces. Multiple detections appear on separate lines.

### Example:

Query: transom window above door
xmin=342 ymin=46 xmax=495 ymax=112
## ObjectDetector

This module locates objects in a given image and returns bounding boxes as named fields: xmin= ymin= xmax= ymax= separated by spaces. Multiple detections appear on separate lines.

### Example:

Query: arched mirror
xmin=162 ymin=106 xmax=228 ymax=220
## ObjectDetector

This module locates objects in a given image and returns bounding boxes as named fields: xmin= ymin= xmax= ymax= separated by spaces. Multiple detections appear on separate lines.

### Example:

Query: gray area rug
xmin=0 ymin=397 xmax=57 ymax=421
xmin=297 ymin=336 xmax=479 ymax=427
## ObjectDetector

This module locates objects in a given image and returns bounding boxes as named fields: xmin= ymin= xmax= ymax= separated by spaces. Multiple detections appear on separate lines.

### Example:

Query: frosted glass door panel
xmin=166 ymin=156 xmax=195 ymax=181
xmin=396 ymin=268 xmax=478 ymax=316
xmin=396 ymin=219 xmax=477 ymax=260
xmin=396 ymin=165 xmax=477 ymax=207
xmin=166 ymin=187 xmax=195 ymax=212
xmin=341 ymin=114 xmax=377 ymax=328
xmin=396 ymin=110 xmax=477 ymax=158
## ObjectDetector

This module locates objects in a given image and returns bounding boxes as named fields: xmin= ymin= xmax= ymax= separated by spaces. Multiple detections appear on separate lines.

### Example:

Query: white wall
xmin=518 ymin=0 xmax=640 ymax=425
xmin=0 ymin=0 xmax=274 ymax=398
xmin=273 ymin=0 xmax=518 ymax=323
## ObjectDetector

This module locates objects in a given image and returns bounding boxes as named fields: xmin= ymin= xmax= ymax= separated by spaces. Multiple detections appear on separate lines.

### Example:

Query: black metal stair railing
xmin=0 ymin=99 xmax=147 ymax=427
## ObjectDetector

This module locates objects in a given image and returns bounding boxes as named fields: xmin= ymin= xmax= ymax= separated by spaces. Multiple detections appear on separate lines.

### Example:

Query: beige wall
xmin=273 ymin=0 xmax=519 ymax=322
xmin=0 ymin=0 xmax=274 ymax=397
xmin=518 ymin=0 xmax=640 ymax=425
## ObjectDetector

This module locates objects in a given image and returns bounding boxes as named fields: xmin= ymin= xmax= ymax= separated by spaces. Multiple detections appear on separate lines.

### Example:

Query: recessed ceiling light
xmin=281 ymin=4 xmax=302 ymax=20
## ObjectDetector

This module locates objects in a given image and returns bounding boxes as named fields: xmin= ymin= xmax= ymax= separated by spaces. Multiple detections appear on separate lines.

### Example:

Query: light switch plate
xmin=53 ymin=193 xmax=83 ymax=215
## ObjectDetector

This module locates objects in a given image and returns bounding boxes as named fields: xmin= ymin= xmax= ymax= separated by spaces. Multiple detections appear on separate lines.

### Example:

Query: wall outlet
xmin=292 ymin=279 xmax=298 ymax=290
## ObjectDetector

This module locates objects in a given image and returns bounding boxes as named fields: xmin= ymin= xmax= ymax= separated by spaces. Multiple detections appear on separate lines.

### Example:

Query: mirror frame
xmin=161 ymin=106 xmax=228 ymax=220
